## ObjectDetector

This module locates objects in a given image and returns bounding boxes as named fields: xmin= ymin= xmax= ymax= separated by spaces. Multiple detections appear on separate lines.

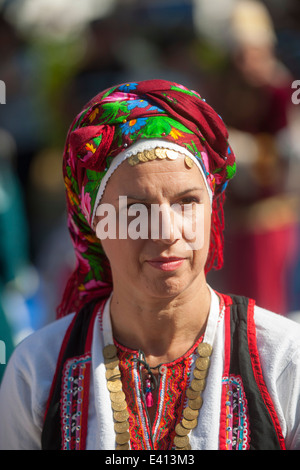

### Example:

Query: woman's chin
xmin=141 ymin=273 xmax=197 ymax=301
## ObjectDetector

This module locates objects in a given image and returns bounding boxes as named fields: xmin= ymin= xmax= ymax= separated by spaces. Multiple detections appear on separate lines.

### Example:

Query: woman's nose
xmin=150 ymin=204 xmax=180 ymax=245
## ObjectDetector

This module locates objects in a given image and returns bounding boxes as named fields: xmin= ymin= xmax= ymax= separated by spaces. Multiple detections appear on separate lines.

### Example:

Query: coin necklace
xmin=103 ymin=341 xmax=213 ymax=450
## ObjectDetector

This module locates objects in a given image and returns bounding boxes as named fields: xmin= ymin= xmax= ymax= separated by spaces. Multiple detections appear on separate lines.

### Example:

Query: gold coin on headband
xmin=183 ymin=407 xmax=199 ymax=421
xmin=115 ymin=431 xmax=131 ymax=445
xmin=166 ymin=149 xmax=178 ymax=160
xmin=145 ymin=149 xmax=157 ymax=160
xmin=175 ymin=423 xmax=190 ymax=436
xmin=137 ymin=152 xmax=148 ymax=162
xmin=103 ymin=344 xmax=117 ymax=359
xmin=188 ymin=396 xmax=203 ymax=410
xmin=184 ymin=156 xmax=194 ymax=168
xmin=174 ymin=435 xmax=189 ymax=448
xmin=110 ymin=390 xmax=126 ymax=403
xmin=155 ymin=148 xmax=167 ymax=159
xmin=197 ymin=343 xmax=213 ymax=357
xmin=128 ymin=154 xmax=140 ymax=166
xmin=114 ymin=421 xmax=129 ymax=433
xmin=195 ymin=356 xmax=210 ymax=370
xmin=107 ymin=380 xmax=123 ymax=393
xmin=190 ymin=378 xmax=206 ymax=392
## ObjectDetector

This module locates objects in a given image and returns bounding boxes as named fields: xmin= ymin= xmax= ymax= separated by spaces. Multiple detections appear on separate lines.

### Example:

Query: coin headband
xmin=91 ymin=139 xmax=213 ymax=225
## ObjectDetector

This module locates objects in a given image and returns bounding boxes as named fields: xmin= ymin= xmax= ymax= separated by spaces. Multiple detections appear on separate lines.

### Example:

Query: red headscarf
xmin=58 ymin=80 xmax=236 ymax=317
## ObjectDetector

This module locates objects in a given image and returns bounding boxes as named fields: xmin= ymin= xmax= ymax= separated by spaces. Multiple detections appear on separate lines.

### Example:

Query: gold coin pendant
xmin=182 ymin=418 xmax=198 ymax=430
xmin=174 ymin=435 xmax=189 ymax=448
xmin=197 ymin=343 xmax=212 ymax=357
xmin=175 ymin=423 xmax=190 ymax=437
xmin=195 ymin=356 xmax=210 ymax=371
xmin=183 ymin=406 xmax=199 ymax=420
xmin=188 ymin=395 xmax=203 ymax=410
xmin=103 ymin=344 xmax=117 ymax=359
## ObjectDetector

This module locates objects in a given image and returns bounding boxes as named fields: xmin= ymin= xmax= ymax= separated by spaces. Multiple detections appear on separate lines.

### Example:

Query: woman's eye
xmin=180 ymin=197 xmax=200 ymax=205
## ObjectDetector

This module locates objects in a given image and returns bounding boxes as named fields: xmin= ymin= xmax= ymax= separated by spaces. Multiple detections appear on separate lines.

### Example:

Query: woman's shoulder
xmin=17 ymin=313 xmax=74 ymax=350
xmin=254 ymin=304 xmax=300 ymax=371
xmin=0 ymin=313 xmax=76 ymax=449
xmin=4 ymin=313 xmax=75 ymax=382
xmin=254 ymin=304 xmax=300 ymax=342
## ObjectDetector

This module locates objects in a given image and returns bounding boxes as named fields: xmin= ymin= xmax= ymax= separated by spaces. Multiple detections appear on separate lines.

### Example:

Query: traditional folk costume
xmin=0 ymin=80 xmax=299 ymax=450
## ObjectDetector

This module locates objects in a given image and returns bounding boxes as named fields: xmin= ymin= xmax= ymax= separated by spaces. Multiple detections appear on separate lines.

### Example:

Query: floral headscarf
xmin=59 ymin=80 xmax=236 ymax=318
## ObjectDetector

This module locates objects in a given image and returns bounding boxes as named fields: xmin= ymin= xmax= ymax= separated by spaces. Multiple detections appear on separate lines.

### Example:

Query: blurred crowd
xmin=0 ymin=0 xmax=300 ymax=380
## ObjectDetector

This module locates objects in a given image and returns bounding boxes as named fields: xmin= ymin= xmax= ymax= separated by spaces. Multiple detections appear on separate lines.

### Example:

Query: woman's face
xmin=94 ymin=153 xmax=211 ymax=301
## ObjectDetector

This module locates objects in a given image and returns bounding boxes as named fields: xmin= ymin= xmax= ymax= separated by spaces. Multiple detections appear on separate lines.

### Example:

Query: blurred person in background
xmin=204 ymin=0 xmax=300 ymax=315
xmin=0 ymin=129 xmax=37 ymax=382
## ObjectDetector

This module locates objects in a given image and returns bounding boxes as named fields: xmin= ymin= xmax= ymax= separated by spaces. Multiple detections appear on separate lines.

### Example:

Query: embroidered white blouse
xmin=0 ymin=288 xmax=300 ymax=450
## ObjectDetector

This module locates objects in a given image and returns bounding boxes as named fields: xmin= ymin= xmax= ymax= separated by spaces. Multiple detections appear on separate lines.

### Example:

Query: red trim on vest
xmin=218 ymin=294 xmax=286 ymax=450
xmin=43 ymin=313 xmax=78 ymax=420
xmin=246 ymin=299 xmax=286 ymax=450
xmin=219 ymin=294 xmax=233 ymax=450
xmin=76 ymin=304 xmax=98 ymax=449
xmin=43 ymin=301 xmax=104 ymax=449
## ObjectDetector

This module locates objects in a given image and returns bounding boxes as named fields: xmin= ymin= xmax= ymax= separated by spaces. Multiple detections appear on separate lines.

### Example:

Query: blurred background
xmin=0 ymin=0 xmax=300 ymax=380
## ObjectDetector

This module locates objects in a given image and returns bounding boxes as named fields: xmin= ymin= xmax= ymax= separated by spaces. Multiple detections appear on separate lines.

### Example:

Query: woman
xmin=0 ymin=80 xmax=299 ymax=450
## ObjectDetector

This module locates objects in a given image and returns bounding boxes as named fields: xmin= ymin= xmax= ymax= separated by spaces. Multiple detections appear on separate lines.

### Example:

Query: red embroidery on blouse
xmin=115 ymin=336 xmax=203 ymax=450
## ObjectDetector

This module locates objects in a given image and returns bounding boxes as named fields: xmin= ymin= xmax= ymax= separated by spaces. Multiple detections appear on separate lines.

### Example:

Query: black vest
xmin=42 ymin=294 xmax=285 ymax=450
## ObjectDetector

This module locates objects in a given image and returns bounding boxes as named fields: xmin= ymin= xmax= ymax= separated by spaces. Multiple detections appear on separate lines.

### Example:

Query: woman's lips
xmin=146 ymin=257 xmax=185 ymax=272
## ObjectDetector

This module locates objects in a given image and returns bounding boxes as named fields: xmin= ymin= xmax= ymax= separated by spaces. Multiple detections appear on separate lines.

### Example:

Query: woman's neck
xmin=109 ymin=280 xmax=211 ymax=367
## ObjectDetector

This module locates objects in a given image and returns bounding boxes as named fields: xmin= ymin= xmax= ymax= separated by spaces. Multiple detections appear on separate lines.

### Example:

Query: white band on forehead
xmin=91 ymin=138 xmax=213 ymax=225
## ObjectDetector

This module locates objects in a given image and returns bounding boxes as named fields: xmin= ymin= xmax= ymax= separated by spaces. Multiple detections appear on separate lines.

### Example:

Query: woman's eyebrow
xmin=175 ymin=187 xmax=204 ymax=197
xmin=114 ymin=186 xmax=203 ymax=203
xmin=121 ymin=187 xmax=204 ymax=202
